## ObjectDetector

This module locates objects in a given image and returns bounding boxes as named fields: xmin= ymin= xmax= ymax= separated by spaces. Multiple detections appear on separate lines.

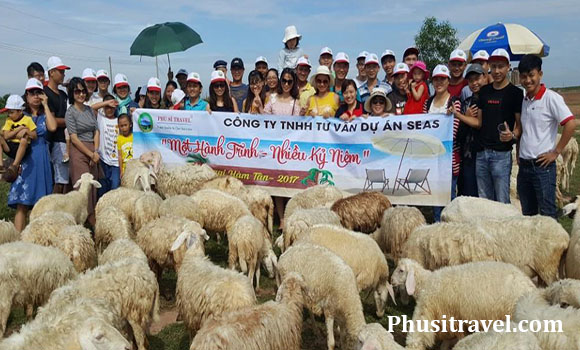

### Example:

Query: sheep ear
xmin=73 ymin=178 xmax=82 ymax=189
xmin=138 ymin=175 xmax=150 ymax=192
xmin=387 ymin=282 xmax=397 ymax=306
xmin=91 ymin=180 xmax=102 ymax=189
xmin=148 ymin=166 xmax=158 ymax=182
xmin=406 ymin=267 xmax=416 ymax=296
xmin=202 ymin=230 xmax=209 ymax=241
xmin=171 ymin=231 xmax=189 ymax=251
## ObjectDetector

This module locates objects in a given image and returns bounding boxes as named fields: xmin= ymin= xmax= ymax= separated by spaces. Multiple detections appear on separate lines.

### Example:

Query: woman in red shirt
xmin=335 ymin=79 xmax=364 ymax=121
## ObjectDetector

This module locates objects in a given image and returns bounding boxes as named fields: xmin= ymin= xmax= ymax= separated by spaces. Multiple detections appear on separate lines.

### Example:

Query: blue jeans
xmin=517 ymin=159 xmax=557 ymax=218
xmin=433 ymin=175 xmax=458 ymax=222
xmin=476 ymin=149 xmax=512 ymax=203
xmin=98 ymin=160 xmax=120 ymax=198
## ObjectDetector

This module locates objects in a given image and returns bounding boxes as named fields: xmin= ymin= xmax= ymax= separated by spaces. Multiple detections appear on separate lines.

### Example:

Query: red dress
xmin=403 ymin=81 xmax=428 ymax=115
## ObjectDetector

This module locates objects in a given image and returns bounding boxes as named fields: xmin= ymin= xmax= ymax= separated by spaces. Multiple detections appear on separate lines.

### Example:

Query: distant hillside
xmin=553 ymin=86 xmax=580 ymax=92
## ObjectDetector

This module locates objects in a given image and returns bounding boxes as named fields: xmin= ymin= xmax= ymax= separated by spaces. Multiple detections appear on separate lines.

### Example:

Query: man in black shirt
xmin=387 ymin=63 xmax=409 ymax=115
xmin=44 ymin=56 xmax=70 ymax=193
xmin=473 ymin=49 xmax=523 ymax=203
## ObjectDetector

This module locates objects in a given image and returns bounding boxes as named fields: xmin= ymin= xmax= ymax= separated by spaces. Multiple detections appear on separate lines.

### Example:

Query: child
xmin=0 ymin=95 xmax=37 ymax=182
xmin=278 ymin=25 xmax=305 ymax=71
xmin=404 ymin=61 xmax=429 ymax=115
xmin=117 ymin=113 xmax=133 ymax=177
xmin=98 ymin=94 xmax=120 ymax=197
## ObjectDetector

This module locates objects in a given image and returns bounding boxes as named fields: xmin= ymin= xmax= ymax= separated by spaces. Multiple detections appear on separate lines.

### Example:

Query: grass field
xmin=1 ymin=90 xmax=578 ymax=349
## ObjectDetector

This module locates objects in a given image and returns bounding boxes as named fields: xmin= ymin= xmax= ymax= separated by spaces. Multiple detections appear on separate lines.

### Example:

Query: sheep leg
xmin=324 ymin=310 xmax=335 ymax=350
xmin=255 ymin=264 xmax=261 ymax=290
xmin=128 ymin=319 xmax=148 ymax=350
xmin=0 ymin=291 xmax=15 ymax=337
xmin=25 ymin=303 xmax=34 ymax=320
xmin=248 ymin=261 xmax=256 ymax=290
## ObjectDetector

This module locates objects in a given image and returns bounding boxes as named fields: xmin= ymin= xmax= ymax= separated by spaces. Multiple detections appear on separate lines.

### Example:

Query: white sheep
xmin=296 ymin=224 xmax=395 ymax=317
xmin=94 ymin=206 xmax=133 ymax=253
xmin=0 ymin=242 xmax=77 ymax=336
xmin=156 ymin=163 xmax=217 ymax=198
xmin=357 ymin=323 xmax=405 ymax=350
xmin=176 ymin=234 xmax=256 ymax=338
xmin=277 ymin=243 xmax=397 ymax=350
xmin=0 ymin=297 xmax=131 ymax=350
xmin=29 ymin=172 xmax=102 ymax=224
xmin=0 ymin=220 xmax=18 ymax=245
xmin=135 ymin=215 xmax=209 ymax=280
xmin=330 ymin=191 xmax=392 ymax=233
xmin=440 ymin=196 xmax=521 ymax=222
xmin=278 ymin=207 xmax=342 ymax=252
xmin=95 ymin=187 xmax=148 ymax=227
xmin=545 ymin=279 xmax=580 ymax=308
xmin=557 ymin=133 xmax=579 ymax=190
xmin=228 ymin=215 xmax=277 ymax=289
xmin=20 ymin=211 xmax=76 ymax=246
xmin=566 ymin=196 xmax=580 ymax=279
xmin=453 ymin=330 xmax=541 ymax=350
xmin=189 ymin=272 xmax=305 ymax=350
xmin=390 ymin=259 xmax=536 ymax=350
xmin=371 ymin=206 xmax=426 ymax=261
xmin=283 ymin=184 xmax=344 ymax=227
xmin=132 ymin=191 xmax=163 ymax=232
xmin=98 ymin=238 xmax=148 ymax=266
xmin=40 ymin=258 xmax=159 ymax=350
xmin=121 ymin=158 xmax=156 ymax=191
xmin=402 ymin=215 xmax=569 ymax=285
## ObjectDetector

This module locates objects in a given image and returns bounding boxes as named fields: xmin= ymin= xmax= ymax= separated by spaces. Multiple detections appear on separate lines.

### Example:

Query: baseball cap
xmin=82 ymin=68 xmax=97 ymax=81
xmin=0 ymin=94 xmax=25 ymax=113
xmin=295 ymin=56 xmax=311 ymax=68
xmin=403 ymin=47 xmax=420 ymax=58
xmin=96 ymin=70 xmax=110 ymax=80
xmin=465 ymin=63 xmax=485 ymax=78
xmin=187 ymin=72 xmax=201 ymax=83
xmin=231 ymin=57 xmax=244 ymax=69
xmin=489 ymin=48 xmax=510 ymax=62
xmin=381 ymin=49 xmax=396 ymax=61
xmin=176 ymin=68 xmax=188 ymax=77
xmin=147 ymin=77 xmax=161 ymax=92
xmin=364 ymin=53 xmax=380 ymax=65
xmin=432 ymin=64 xmax=451 ymax=78
xmin=320 ymin=47 xmax=333 ymax=57
xmin=471 ymin=50 xmax=489 ymax=62
xmin=25 ymin=78 xmax=44 ymax=91
xmin=357 ymin=51 xmax=369 ymax=60
xmin=393 ymin=63 xmax=410 ymax=76
xmin=334 ymin=52 xmax=349 ymax=64
xmin=171 ymin=89 xmax=186 ymax=106
xmin=449 ymin=49 xmax=467 ymax=62
xmin=213 ymin=60 xmax=227 ymax=69
xmin=47 ymin=56 xmax=70 ymax=71
xmin=113 ymin=73 xmax=129 ymax=88
xmin=210 ymin=70 xmax=227 ymax=83
xmin=255 ymin=56 xmax=268 ymax=65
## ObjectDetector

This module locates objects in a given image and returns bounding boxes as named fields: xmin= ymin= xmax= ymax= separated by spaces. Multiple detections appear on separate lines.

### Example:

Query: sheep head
xmin=374 ymin=281 xmax=396 ymax=318
xmin=275 ymin=271 xmax=306 ymax=305
xmin=357 ymin=323 xmax=395 ymax=350
xmin=391 ymin=258 xmax=425 ymax=297
xmin=170 ymin=221 xmax=208 ymax=269
xmin=73 ymin=173 xmax=101 ymax=193
xmin=139 ymin=150 xmax=162 ymax=175
xmin=77 ymin=317 xmax=131 ymax=350
xmin=561 ymin=196 xmax=579 ymax=217
xmin=262 ymin=248 xmax=278 ymax=279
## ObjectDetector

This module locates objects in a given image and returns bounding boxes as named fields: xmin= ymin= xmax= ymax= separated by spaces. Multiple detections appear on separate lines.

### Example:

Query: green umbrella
xmin=130 ymin=22 xmax=203 ymax=70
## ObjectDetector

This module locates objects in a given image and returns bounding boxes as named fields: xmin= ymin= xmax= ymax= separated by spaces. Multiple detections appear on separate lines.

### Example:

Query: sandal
xmin=4 ymin=165 xmax=18 ymax=183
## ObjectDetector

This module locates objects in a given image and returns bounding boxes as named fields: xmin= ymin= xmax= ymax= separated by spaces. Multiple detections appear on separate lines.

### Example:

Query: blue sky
xmin=0 ymin=0 xmax=579 ymax=95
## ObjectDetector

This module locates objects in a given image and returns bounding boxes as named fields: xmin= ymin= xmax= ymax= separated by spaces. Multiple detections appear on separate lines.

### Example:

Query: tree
xmin=414 ymin=17 xmax=460 ymax=72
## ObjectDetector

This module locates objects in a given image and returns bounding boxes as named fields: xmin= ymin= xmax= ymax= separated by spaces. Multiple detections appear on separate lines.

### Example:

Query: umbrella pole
xmin=155 ymin=56 xmax=159 ymax=79
xmin=167 ymin=53 xmax=171 ymax=71
xmin=392 ymin=138 xmax=410 ymax=195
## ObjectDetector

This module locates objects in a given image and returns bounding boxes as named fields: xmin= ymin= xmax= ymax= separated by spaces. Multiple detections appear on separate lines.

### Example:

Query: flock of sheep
xmin=0 ymin=149 xmax=579 ymax=350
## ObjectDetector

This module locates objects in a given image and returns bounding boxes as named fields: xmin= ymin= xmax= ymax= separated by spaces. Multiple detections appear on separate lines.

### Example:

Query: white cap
xmin=489 ymin=48 xmax=510 ymax=62
xmin=381 ymin=49 xmax=396 ymax=60
xmin=147 ymin=77 xmax=161 ymax=92
xmin=364 ymin=53 xmax=380 ymax=65
xmin=432 ymin=64 xmax=451 ymax=78
xmin=449 ymin=49 xmax=467 ymax=62
xmin=282 ymin=25 xmax=301 ymax=44
xmin=334 ymin=52 xmax=349 ymax=64
xmin=187 ymin=72 xmax=201 ymax=83
xmin=171 ymin=89 xmax=186 ymax=105
xmin=25 ymin=78 xmax=43 ymax=91
xmin=357 ymin=51 xmax=369 ymax=60
xmin=210 ymin=70 xmax=227 ymax=83
xmin=255 ymin=56 xmax=268 ymax=65
xmin=319 ymin=47 xmax=333 ymax=56
xmin=1 ymin=94 xmax=25 ymax=112
xmin=113 ymin=73 xmax=129 ymax=88
xmin=393 ymin=62 xmax=410 ymax=76
xmin=96 ymin=69 xmax=110 ymax=80
xmin=472 ymin=50 xmax=490 ymax=62
xmin=82 ymin=68 xmax=97 ymax=81
xmin=47 ymin=56 xmax=70 ymax=71
xmin=295 ymin=56 xmax=311 ymax=68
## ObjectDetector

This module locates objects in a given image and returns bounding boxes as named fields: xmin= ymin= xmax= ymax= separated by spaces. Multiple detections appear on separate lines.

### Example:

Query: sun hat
xmin=334 ymin=52 xmax=350 ymax=64
xmin=282 ymin=25 xmax=301 ymax=44
xmin=96 ymin=69 xmax=110 ymax=80
xmin=147 ymin=77 xmax=161 ymax=92
xmin=255 ymin=56 xmax=268 ymax=65
xmin=176 ymin=68 xmax=188 ymax=77
xmin=25 ymin=78 xmax=44 ymax=91
xmin=231 ymin=57 xmax=244 ymax=69
xmin=381 ymin=49 xmax=396 ymax=61
xmin=449 ymin=49 xmax=467 ymax=62
xmin=295 ymin=56 xmax=311 ymax=68
xmin=364 ymin=53 xmax=380 ymax=66
xmin=403 ymin=47 xmax=420 ymax=58
xmin=171 ymin=89 xmax=186 ymax=106
xmin=82 ymin=68 xmax=97 ymax=81
xmin=364 ymin=88 xmax=392 ymax=114
xmin=319 ymin=47 xmax=333 ymax=57
xmin=187 ymin=72 xmax=202 ymax=83
xmin=432 ymin=64 xmax=451 ymax=78
xmin=471 ymin=50 xmax=489 ymax=62
xmin=309 ymin=66 xmax=334 ymax=87
xmin=47 ymin=56 xmax=70 ymax=71
xmin=465 ymin=63 xmax=485 ymax=78
xmin=489 ymin=48 xmax=510 ymax=62
xmin=210 ymin=70 xmax=227 ymax=84
xmin=113 ymin=73 xmax=129 ymax=88
xmin=393 ymin=62 xmax=410 ymax=76
xmin=408 ymin=61 xmax=430 ymax=79
xmin=0 ymin=94 xmax=25 ymax=113
xmin=357 ymin=51 xmax=369 ymax=60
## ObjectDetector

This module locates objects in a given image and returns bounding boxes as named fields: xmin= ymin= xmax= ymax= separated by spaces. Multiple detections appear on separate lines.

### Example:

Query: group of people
xmin=0 ymin=24 xmax=576 ymax=231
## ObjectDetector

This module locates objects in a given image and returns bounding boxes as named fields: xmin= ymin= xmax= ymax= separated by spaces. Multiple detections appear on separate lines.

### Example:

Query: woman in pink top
xmin=264 ymin=68 xmax=300 ymax=116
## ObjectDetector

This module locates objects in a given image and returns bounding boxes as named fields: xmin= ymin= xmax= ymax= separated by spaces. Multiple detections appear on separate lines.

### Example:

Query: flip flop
xmin=4 ymin=165 xmax=18 ymax=183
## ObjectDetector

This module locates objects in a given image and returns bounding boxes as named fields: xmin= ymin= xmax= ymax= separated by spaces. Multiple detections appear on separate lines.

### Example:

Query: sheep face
xmin=139 ymin=150 xmax=162 ymax=174
xmin=73 ymin=173 xmax=101 ymax=189
xmin=262 ymin=249 xmax=278 ymax=279
xmin=170 ymin=222 xmax=208 ymax=269
xmin=374 ymin=282 xmax=396 ymax=318
xmin=391 ymin=259 xmax=416 ymax=297
xmin=77 ymin=317 xmax=131 ymax=350
xmin=275 ymin=272 xmax=305 ymax=303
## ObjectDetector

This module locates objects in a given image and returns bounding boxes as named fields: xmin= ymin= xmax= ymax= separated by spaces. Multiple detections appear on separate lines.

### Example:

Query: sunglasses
xmin=27 ymin=89 xmax=44 ymax=96
xmin=371 ymin=98 xmax=386 ymax=105
xmin=214 ymin=83 xmax=226 ymax=89
xmin=74 ymin=89 xmax=87 ymax=95
xmin=316 ymin=79 xmax=329 ymax=85
xmin=281 ymin=78 xmax=294 ymax=85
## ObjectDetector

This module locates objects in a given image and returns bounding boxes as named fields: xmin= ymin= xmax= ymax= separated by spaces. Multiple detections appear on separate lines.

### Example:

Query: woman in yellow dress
xmin=305 ymin=66 xmax=339 ymax=118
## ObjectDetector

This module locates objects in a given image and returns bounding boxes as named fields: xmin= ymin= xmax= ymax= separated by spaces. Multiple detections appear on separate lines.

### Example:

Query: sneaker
xmin=62 ymin=155 xmax=70 ymax=163
xmin=4 ymin=165 xmax=18 ymax=183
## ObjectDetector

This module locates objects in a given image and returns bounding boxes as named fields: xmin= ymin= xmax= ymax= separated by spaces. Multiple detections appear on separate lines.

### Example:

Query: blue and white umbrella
xmin=458 ymin=23 xmax=549 ymax=61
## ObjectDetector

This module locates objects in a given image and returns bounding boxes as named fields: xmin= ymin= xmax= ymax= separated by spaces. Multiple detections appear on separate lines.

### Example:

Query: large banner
xmin=133 ymin=110 xmax=453 ymax=206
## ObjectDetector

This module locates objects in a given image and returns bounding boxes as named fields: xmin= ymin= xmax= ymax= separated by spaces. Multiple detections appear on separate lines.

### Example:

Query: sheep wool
xmin=21 ymin=211 xmax=76 ymax=246
xmin=121 ymin=158 xmax=156 ymax=191
xmin=330 ymin=191 xmax=391 ymax=233
xmin=280 ymin=207 xmax=342 ymax=252
xmin=190 ymin=189 xmax=253 ymax=234
xmin=544 ymin=279 xmax=580 ymax=309
xmin=372 ymin=206 xmax=426 ymax=261
xmin=454 ymin=330 xmax=541 ymax=350
xmin=357 ymin=323 xmax=405 ymax=350
xmin=95 ymin=187 xmax=147 ymax=227
xmin=0 ymin=220 xmax=18 ymax=245
xmin=54 ymin=225 xmax=97 ymax=272
xmin=98 ymin=238 xmax=148 ymax=266
xmin=94 ymin=206 xmax=133 ymax=253
xmin=156 ymin=163 xmax=217 ymax=198
xmin=132 ymin=191 xmax=163 ymax=232
xmin=440 ymin=196 xmax=521 ymax=222
xmin=566 ymin=196 xmax=580 ymax=279
xmin=283 ymin=184 xmax=344 ymax=226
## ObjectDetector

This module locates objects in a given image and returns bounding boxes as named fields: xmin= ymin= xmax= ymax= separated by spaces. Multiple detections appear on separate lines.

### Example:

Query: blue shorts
xmin=50 ymin=142 xmax=69 ymax=184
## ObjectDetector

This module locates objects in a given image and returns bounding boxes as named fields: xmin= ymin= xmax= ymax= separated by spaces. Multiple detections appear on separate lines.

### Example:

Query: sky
xmin=0 ymin=0 xmax=579 ymax=95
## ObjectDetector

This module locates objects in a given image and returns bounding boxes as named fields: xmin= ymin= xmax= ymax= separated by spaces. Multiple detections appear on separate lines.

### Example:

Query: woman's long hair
xmin=209 ymin=81 xmax=234 ymax=111
xmin=244 ymin=70 xmax=266 ymax=113
xmin=276 ymin=68 xmax=299 ymax=99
